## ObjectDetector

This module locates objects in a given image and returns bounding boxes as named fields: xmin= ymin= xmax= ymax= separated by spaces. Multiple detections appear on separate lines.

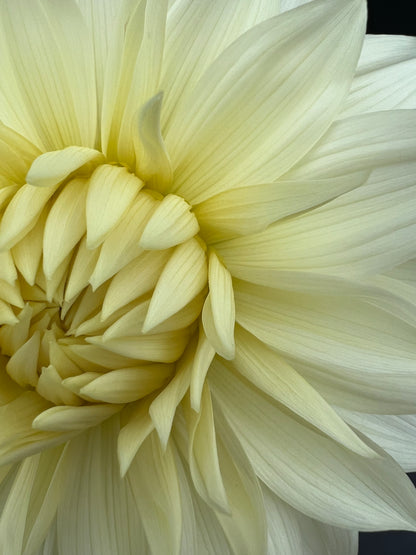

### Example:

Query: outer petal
xmin=340 ymin=35 xmax=416 ymax=117
xmin=210 ymin=359 xmax=416 ymax=531
xmin=0 ymin=0 xmax=97 ymax=151
xmin=339 ymin=411 xmax=416 ymax=473
xmin=167 ymin=0 xmax=366 ymax=204
xmin=234 ymin=281 xmax=416 ymax=413
xmin=263 ymin=486 xmax=358 ymax=555
xmin=56 ymin=417 xmax=148 ymax=555
xmin=161 ymin=0 xmax=280 ymax=129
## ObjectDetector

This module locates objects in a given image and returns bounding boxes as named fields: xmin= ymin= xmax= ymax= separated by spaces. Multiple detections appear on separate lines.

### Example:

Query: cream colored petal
xmin=211 ymin=404 xmax=268 ymax=554
xmin=89 ymin=191 xmax=156 ymax=289
xmin=139 ymin=194 xmax=199 ymax=250
xmin=101 ymin=249 xmax=171 ymax=319
xmin=0 ymin=280 xmax=23 ymax=310
xmin=189 ymin=327 xmax=215 ymax=412
xmin=161 ymin=0 xmax=280 ymax=132
xmin=0 ymin=357 xmax=22 ymax=406
xmin=263 ymin=485 xmax=358 ymax=555
xmin=149 ymin=336 xmax=196 ymax=448
xmin=0 ymin=184 xmax=59 ymax=250
xmin=0 ymin=392 xmax=74 ymax=466
xmin=36 ymin=365 xmax=82 ymax=407
xmin=26 ymin=147 xmax=104 ymax=188
xmin=235 ymin=281 xmax=416 ymax=413
xmin=202 ymin=252 xmax=235 ymax=359
xmin=63 ymin=343 xmax=137 ymax=372
xmin=0 ymin=303 xmax=32 ymax=356
xmin=339 ymin=411 xmax=416 ymax=473
xmin=133 ymin=93 xmax=173 ymax=192
xmin=80 ymin=364 xmax=174 ymax=404
xmin=6 ymin=331 xmax=40 ymax=388
xmin=280 ymin=0 xmax=312 ymax=11
xmin=183 ymin=384 xmax=228 ymax=513
xmin=0 ymin=453 xmax=40 ymax=554
xmin=341 ymin=35 xmax=416 ymax=117
xmin=167 ymin=0 xmax=366 ymax=203
xmin=12 ymin=209 xmax=47 ymax=286
xmin=86 ymin=164 xmax=143 ymax=249
xmin=117 ymin=396 xmax=156 ymax=478
xmin=194 ymin=173 xmax=367 ymax=243
xmin=116 ymin=0 xmax=168 ymax=166
xmin=143 ymin=238 xmax=207 ymax=332
xmin=0 ymin=251 xmax=17 ymax=286
xmin=0 ymin=121 xmax=40 ymax=182
xmin=21 ymin=446 xmax=69 ymax=555
xmin=0 ymin=300 xmax=18 ymax=326
xmin=87 ymin=329 xmax=190 ymax=363
xmin=127 ymin=433 xmax=182 ymax=555
xmin=0 ymin=0 xmax=97 ymax=150
xmin=64 ymin=237 xmax=100 ymax=303
xmin=32 ymin=404 xmax=121 ymax=432
xmin=218 ymin=162 xmax=416 ymax=284
xmin=210 ymin=360 xmax=416 ymax=531
xmin=233 ymin=326 xmax=375 ymax=457
xmin=56 ymin=417 xmax=148 ymax=555
xmin=43 ymin=178 xmax=88 ymax=279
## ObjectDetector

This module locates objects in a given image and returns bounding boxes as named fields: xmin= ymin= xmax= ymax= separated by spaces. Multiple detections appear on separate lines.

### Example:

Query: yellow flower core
xmin=0 ymin=145 xmax=235 ymax=436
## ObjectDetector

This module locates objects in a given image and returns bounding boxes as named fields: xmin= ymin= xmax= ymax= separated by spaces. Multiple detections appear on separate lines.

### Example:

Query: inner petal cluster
xmin=0 ymin=152 xmax=210 ymax=430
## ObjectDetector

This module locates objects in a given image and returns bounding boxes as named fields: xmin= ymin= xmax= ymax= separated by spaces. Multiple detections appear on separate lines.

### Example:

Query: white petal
xmin=26 ymin=147 xmax=104 ymax=188
xmin=233 ymin=326 xmax=374 ymax=457
xmin=43 ymin=178 xmax=88 ymax=278
xmin=340 ymin=35 xmax=416 ymax=117
xmin=210 ymin=360 xmax=416 ymax=531
xmin=183 ymin=384 xmax=229 ymax=513
xmin=161 ymin=0 xmax=280 ymax=131
xmin=57 ymin=417 xmax=147 ymax=555
xmin=234 ymin=281 xmax=416 ymax=413
xmin=167 ymin=0 xmax=366 ymax=203
xmin=127 ymin=433 xmax=182 ymax=555
xmin=202 ymin=252 xmax=235 ymax=359
xmin=139 ymin=194 xmax=199 ymax=250
xmin=0 ymin=0 xmax=97 ymax=150
xmin=143 ymin=238 xmax=207 ymax=332
xmin=218 ymin=160 xmax=416 ymax=283
xmin=339 ymin=410 xmax=416 ymax=473
xmin=86 ymin=164 xmax=143 ymax=249
xmin=133 ymin=93 xmax=172 ymax=192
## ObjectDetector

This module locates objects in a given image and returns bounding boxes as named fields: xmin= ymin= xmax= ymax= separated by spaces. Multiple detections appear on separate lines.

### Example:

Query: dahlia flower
xmin=0 ymin=0 xmax=415 ymax=553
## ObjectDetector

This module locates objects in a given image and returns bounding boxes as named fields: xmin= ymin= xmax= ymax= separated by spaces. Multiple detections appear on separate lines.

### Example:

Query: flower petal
xmin=0 ymin=0 xmax=97 ymax=150
xmin=167 ymin=0 xmax=366 ymax=203
xmin=234 ymin=281 xmax=416 ymax=413
xmin=127 ymin=433 xmax=182 ymax=555
xmin=210 ymin=360 xmax=416 ymax=531
xmin=56 ymin=418 xmax=148 ymax=555
xmin=340 ymin=35 xmax=416 ymax=117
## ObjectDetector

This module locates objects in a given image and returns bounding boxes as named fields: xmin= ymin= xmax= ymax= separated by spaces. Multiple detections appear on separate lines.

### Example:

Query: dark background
xmin=358 ymin=2 xmax=415 ymax=554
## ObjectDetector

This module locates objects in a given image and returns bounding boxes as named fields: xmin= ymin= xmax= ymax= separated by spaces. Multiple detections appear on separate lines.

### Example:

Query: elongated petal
xmin=189 ymin=327 xmax=216 ymax=412
xmin=233 ymin=326 xmax=374 ymax=457
xmin=234 ymin=281 xmax=416 ymax=413
xmin=339 ymin=411 xmax=416 ymax=473
xmin=32 ymin=404 xmax=121 ymax=432
xmin=57 ymin=418 xmax=147 ymax=555
xmin=80 ymin=365 xmax=174 ymax=404
xmin=26 ymin=147 xmax=104 ymax=188
xmin=86 ymin=164 xmax=143 ymax=249
xmin=183 ymin=384 xmax=229 ymax=513
xmin=12 ymin=209 xmax=47 ymax=286
xmin=133 ymin=93 xmax=172 ymax=192
xmin=0 ymin=0 xmax=97 ymax=150
xmin=139 ymin=194 xmax=199 ymax=250
xmin=43 ymin=178 xmax=88 ymax=278
xmin=341 ymin=35 xmax=416 ymax=117
xmin=167 ymin=0 xmax=366 ymax=203
xmin=128 ymin=433 xmax=182 ymax=555
xmin=143 ymin=238 xmax=207 ymax=332
xmin=218 ymin=161 xmax=416 ymax=283
xmin=210 ymin=360 xmax=416 ymax=531
xmin=0 ymin=122 xmax=40 ymax=182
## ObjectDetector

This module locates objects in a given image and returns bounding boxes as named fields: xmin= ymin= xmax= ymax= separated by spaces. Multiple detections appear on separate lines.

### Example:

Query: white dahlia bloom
xmin=0 ymin=0 xmax=415 ymax=553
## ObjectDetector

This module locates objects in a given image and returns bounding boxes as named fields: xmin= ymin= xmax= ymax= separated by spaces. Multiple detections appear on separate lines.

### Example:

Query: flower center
xmin=0 ymin=149 xmax=210 ymax=421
